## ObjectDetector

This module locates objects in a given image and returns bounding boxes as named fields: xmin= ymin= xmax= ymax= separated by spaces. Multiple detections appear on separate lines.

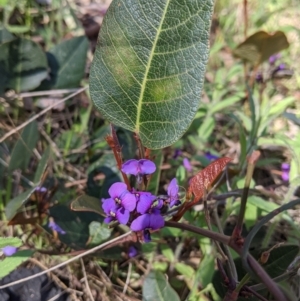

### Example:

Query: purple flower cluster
xmin=102 ymin=159 xmax=181 ymax=242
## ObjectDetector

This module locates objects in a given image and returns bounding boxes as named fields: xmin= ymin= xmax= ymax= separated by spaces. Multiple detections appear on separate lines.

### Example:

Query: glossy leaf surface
xmin=90 ymin=0 xmax=214 ymax=149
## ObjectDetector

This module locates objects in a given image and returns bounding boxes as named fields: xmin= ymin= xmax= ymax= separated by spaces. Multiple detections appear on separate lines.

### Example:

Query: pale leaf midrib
xmin=135 ymin=0 xmax=171 ymax=132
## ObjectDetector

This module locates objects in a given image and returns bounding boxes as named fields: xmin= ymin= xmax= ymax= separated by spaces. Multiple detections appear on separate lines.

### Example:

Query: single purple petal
xmin=269 ymin=53 xmax=280 ymax=64
xmin=281 ymin=163 xmax=290 ymax=181
xmin=109 ymin=182 xmax=128 ymax=198
xmin=281 ymin=163 xmax=290 ymax=171
xmin=167 ymin=178 xmax=179 ymax=197
xmin=137 ymin=193 xmax=155 ymax=214
xmin=104 ymin=216 xmax=114 ymax=224
xmin=148 ymin=214 xmax=165 ymax=230
xmin=156 ymin=199 xmax=164 ymax=209
xmin=121 ymin=192 xmax=137 ymax=212
xmin=130 ymin=214 xmax=151 ymax=231
xmin=170 ymin=199 xmax=181 ymax=208
xmin=282 ymin=171 xmax=289 ymax=181
xmin=138 ymin=159 xmax=156 ymax=175
xmin=256 ymin=72 xmax=263 ymax=83
xmin=121 ymin=159 xmax=139 ymax=176
xmin=2 ymin=246 xmax=18 ymax=256
xmin=205 ymin=152 xmax=219 ymax=161
xmin=48 ymin=220 xmax=66 ymax=234
xmin=116 ymin=208 xmax=130 ymax=224
xmin=102 ymin=198 xmax=117 ymax=214
xmin=273 ymin=63 xmax=286 ymax=74
xmin=128 ymin=246 xmax=138 ymax=258
xmin=143 ymin=230 xmax=152 ymax=243
xmin=108 ymin=182 xmax=127 ymax=199
xmin=173 ymin=149 xmax=182 ymax=159
xmin=183 ymin=158 xmax=192 ymax=172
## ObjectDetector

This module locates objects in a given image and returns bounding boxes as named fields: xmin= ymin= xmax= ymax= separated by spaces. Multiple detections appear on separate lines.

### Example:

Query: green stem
xmin=234 ymin=273 xmax=251 ymax=293
xmin=233 ymin=151 xmax=260 ymax=238
xmin=241 ymin=198 xmax=300 ymax=278
xmin=167 ymin=221 xmax=288 ymax=301
xmin=213 ymin=207 xmax=238 ymax=281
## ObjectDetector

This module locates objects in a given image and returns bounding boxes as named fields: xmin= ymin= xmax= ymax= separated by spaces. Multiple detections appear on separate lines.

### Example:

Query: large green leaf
xmin=0 ymin=38 xmax=48 ymax=93
xmin=8 ymin=120 xmax=39 ymax=172
xmin=143 ymin=270 xmax=180 ymax=301
xmin=47 ymin=36 xmax=89 ymax=89
xmin=90 ymin=0 xmax=214 ymax=149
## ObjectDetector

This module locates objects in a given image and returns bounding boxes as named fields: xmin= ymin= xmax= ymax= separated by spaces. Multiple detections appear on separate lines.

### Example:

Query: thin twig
xmin=0 ymin=231 xmax=134 ymax=290
xmin=203 ymin=190 xmax=228 ymax=261
xmin=80 ymin=258 xmax=94 ymax=301
xmin=0 ymin=87 xmax=87 ymax=144
xmin=213 ymin=207 xmax=238 ymax=281
xmin=18 ymin=88 xmax=80 ymax=98
xmin=29 ymin=258 xmax=82 ymax=299
xmin=123 ymin=262 xmax=132 ymax=294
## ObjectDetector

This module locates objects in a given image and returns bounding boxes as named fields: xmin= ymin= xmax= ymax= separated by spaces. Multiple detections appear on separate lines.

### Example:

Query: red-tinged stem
xmin=243 ymin=0 xmax=248 ymax=39
xmin=165 ymin=221 xmax=230 ymax=244
xmin=106 ymin=125 xmax=130 ymax=188
xmin=133 ymin=132 xmax=145 ymax=159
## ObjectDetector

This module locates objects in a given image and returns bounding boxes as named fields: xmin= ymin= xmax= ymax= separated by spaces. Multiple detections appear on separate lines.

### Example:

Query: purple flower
xmin=48 ymin=220 xmax=66 ymax=234
xmin=274 ymin=63 xmax=286 ymax=74
xmin=183 ymin=158 xmax=192 ymax=172
xmin=121 ymin=159 xmax=156 ymax=176
xmin=128 ymin=246 xmax=138 ymax=258
xmin=167 ymin=178 xmax=180 ymax=207
xmin=102 ymin=182 xmax=136 ymax=225
xmin=105 ymin=182 xmax=137 ymax=211
xmin=102 ymin=200 xmax=130 ymax=224
xmin=130 ymin=213 xmax=165 ymax=232
xmin=173 ymin=149 xmax=182 ymax=159
xmin=35 ymin=186 xmax=47 ymax=193
xmin=135 ymin=192 xmax=156 ymax=214
xmin=255 ymin=72 xmax=263 ymax=84
xmin=269 ymin=54 xmax=280 ymax=64
xmin=205 ymin=152 xmax=219 ymax=161
xmin=2 ymin=246 xmax=18 ymax=256
xmin=281 ymin=163 xmax=290 ymax=182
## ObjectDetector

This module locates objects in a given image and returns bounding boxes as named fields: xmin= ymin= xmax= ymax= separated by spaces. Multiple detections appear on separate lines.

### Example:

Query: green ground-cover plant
xmin=0 ymin=0 xmax=300 ymax=300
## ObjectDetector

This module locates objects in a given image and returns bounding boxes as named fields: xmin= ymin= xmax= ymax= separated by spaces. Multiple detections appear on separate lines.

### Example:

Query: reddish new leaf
xmin=172 ymin=157 xmax=232 ymax=221
xmin=189 ymin=157 xmax=232 ymax=201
